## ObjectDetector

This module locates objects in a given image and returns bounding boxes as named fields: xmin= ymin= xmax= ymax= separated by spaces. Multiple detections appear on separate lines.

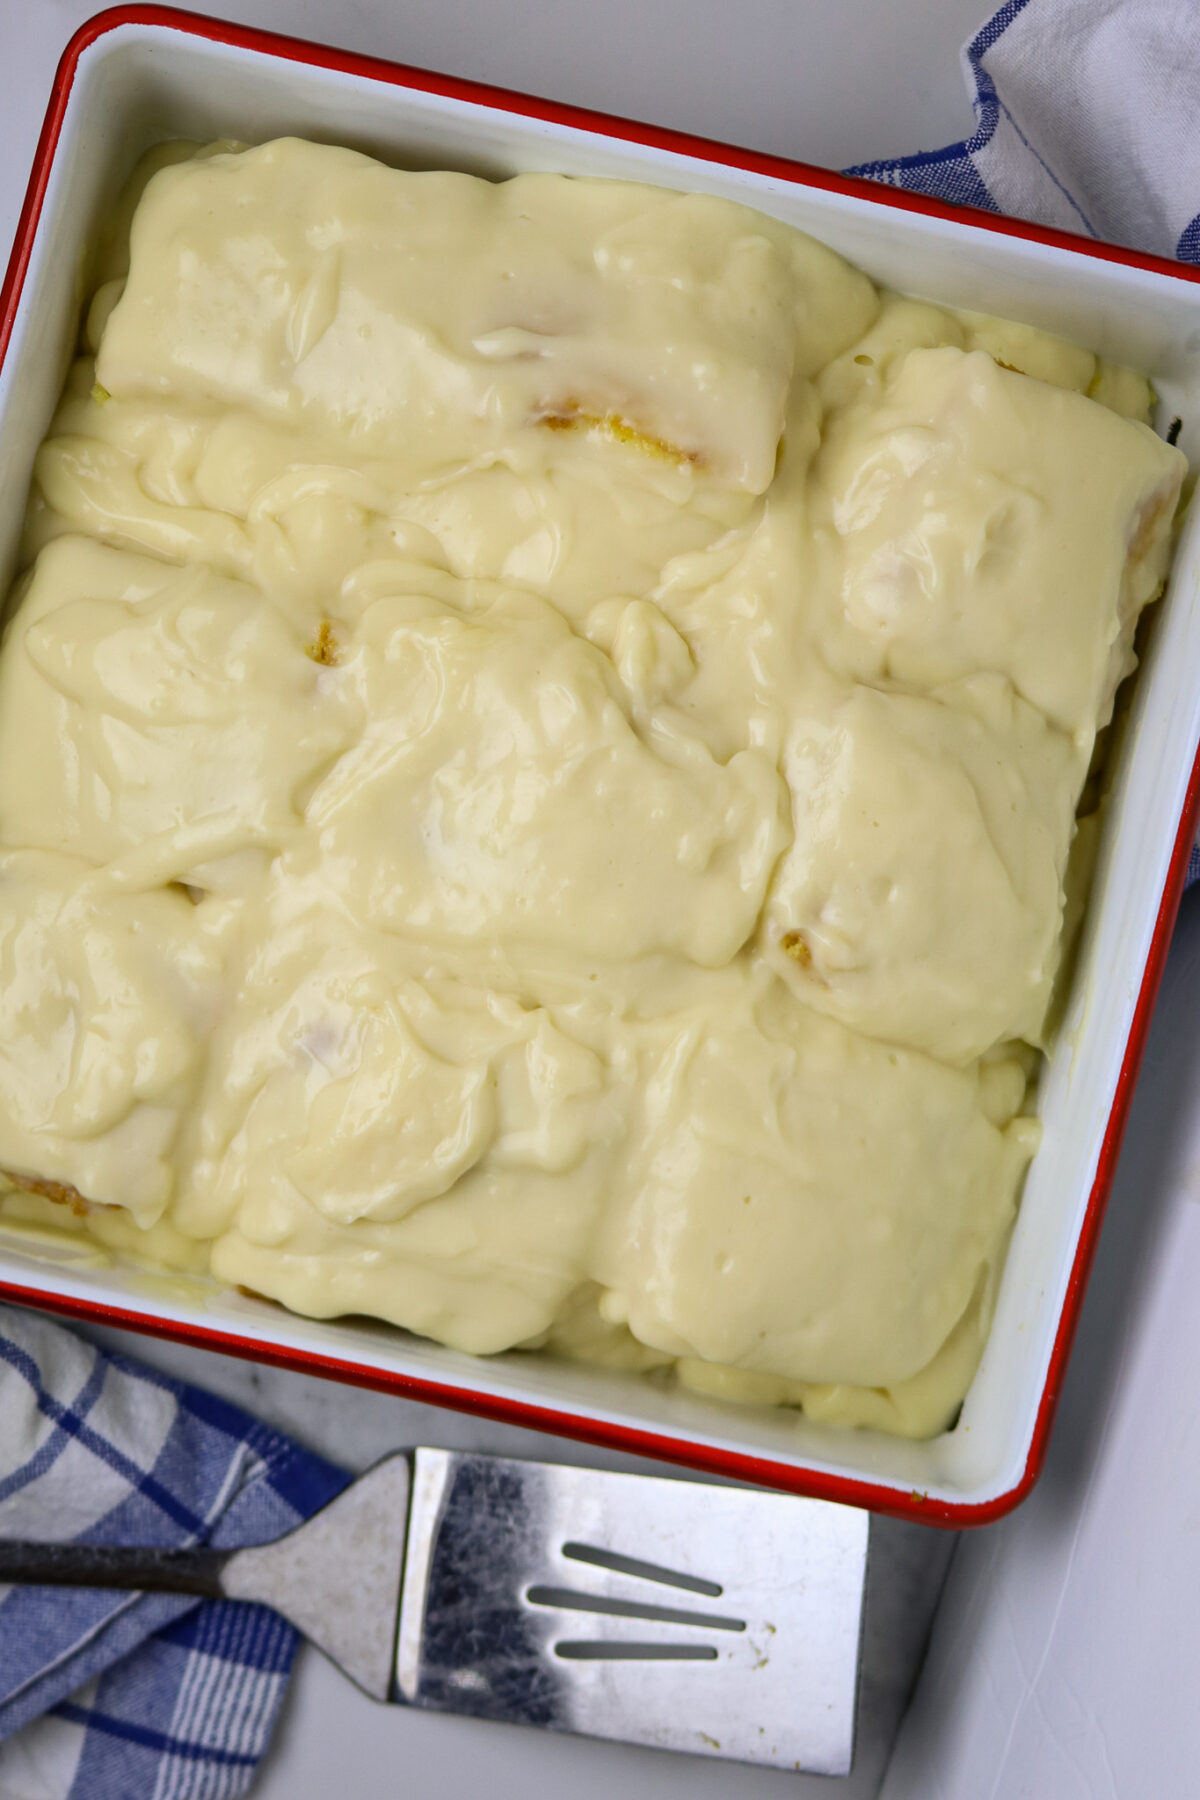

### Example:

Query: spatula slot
xmin=525 ymin=1585 xmax=745 ymax=1631
xmin=560 ymin=1542 xmax=724 ymax=1597
xmin=555 ymin=1642 xmax=720 ymax=1662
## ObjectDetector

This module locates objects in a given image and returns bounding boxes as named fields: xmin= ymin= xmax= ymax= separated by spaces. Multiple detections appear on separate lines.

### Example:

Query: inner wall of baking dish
xmin=2 ymin=19 xmax=1199 ymax=1510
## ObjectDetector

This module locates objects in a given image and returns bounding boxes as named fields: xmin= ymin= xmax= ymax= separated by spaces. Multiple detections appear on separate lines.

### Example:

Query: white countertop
xmin=2 ymin=0 xmax=984 ymax=181
xmin=4 ymin=5 xmax=1199 ymax=1798
xmin=883 ymin=886 xmax=1200 ymax=1800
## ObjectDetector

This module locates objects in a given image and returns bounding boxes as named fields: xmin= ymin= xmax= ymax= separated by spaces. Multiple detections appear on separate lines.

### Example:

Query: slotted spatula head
xmin=3 ymin=1448 xmax=869 ymax=1774
xmin=397 ymin=1449 xmax=868 ymax=1773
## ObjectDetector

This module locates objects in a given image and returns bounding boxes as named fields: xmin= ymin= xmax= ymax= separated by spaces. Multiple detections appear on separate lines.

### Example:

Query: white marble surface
xmin=2 ymin=0 xmax=984 ymax=198
xmin=882 ymin=884 xmax=1200 ymax=1800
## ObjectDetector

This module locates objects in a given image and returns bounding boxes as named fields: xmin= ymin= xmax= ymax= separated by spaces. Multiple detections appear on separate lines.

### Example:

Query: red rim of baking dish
xmin=2 ymin=3 xmax=1199 ymax=1528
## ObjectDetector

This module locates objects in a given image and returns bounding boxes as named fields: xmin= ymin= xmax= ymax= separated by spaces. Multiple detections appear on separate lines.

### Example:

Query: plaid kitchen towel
xmin=849 ymin=0 xmax=1200 ymax=262
xmin=0 ymin=1302 xmax=348 ymax=1800
xmin=852 ymin=0 xmax=1200 ymax=889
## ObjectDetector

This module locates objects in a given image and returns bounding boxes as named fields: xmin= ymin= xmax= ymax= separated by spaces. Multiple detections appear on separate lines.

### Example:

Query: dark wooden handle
xmin=0 ymin=1539 xmax=229 ymax=1599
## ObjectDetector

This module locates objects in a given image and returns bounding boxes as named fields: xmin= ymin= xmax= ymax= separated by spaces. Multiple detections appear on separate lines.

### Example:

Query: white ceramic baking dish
xmin=2 ymin=3 xmax=1199 ymax=1526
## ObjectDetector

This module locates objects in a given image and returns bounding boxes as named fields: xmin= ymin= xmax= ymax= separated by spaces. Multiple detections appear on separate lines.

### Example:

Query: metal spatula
xmin=0 ymin=1448 xmax=868 ymax=1774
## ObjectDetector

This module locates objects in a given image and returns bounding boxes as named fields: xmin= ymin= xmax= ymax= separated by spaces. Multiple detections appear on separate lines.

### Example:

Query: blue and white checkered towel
xmin=0 ymin=1302 xmax=348 ymax=1799
xmin=851 ymin=0 xmax=1200 ymax=887
xmin=850 ymin=0 xmax=1200 ymax=263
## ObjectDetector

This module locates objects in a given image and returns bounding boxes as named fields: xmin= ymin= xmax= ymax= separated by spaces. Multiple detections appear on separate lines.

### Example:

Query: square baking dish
xmin=2 ymin=3 xmax=1199 ymax=1526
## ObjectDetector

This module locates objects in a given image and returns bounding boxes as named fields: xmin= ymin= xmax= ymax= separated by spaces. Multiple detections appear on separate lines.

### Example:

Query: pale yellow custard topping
xmin=0 ymin=139 xmax=1185 ymax=1437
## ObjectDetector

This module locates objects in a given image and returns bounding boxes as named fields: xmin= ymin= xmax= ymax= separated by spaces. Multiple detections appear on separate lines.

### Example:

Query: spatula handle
xmin=0 ymin=1539 xmax=229 ymax=1598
